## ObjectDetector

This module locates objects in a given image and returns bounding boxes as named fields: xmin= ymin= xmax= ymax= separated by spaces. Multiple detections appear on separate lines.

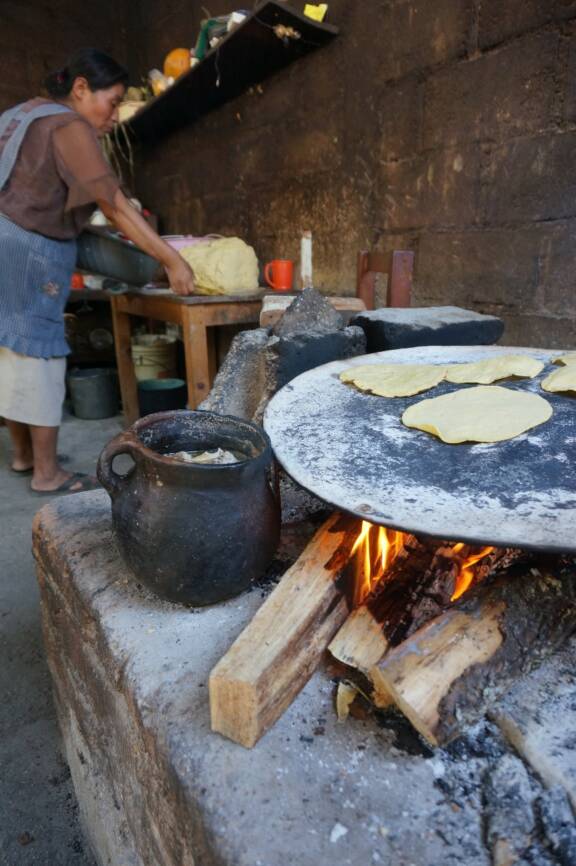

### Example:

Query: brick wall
xmin=126 ymin=0 xmax=576 ymax=348
xmin=0 ymin=1 xmax=128 ymax=112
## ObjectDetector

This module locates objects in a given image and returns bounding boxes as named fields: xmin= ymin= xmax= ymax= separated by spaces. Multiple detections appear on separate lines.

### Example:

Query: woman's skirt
xmin=0 ymin=346 xmax=65 ymax=426
xmin=0 ymin=213 xmax=76 ymax=359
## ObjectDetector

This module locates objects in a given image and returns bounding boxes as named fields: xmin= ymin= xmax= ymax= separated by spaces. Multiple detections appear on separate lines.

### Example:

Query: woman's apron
xmin=0 ymin=102 xmax=77 ymax=359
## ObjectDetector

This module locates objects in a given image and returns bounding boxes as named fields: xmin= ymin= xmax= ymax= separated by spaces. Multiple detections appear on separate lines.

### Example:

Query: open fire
xmin=349 ymin=519 xmax=494 ymax=607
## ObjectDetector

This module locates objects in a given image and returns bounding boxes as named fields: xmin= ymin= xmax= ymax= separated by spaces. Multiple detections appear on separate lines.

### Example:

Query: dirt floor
xmin=0 ymin=411 xmax=122 ymax=866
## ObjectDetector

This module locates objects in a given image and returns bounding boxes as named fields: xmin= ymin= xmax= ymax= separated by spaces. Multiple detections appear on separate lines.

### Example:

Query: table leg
xmin=182 ymin=308 xmax=214 ymax=409
xmin=111 ymin=299 xmax=139 ymax=425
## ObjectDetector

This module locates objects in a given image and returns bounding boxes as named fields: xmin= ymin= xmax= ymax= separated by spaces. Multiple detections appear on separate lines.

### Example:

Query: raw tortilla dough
xmin=339 ymin=363 xmax=446 ymax=398
xmin=402 ymin=385 xmax=552 ymax=443
xmin=445 ymin=354 xmax=544 ymax=384
xmin=541 ymin=366 xmax=576 ymax=394
xmin=554 ymin=353 xmax=576 ymax=366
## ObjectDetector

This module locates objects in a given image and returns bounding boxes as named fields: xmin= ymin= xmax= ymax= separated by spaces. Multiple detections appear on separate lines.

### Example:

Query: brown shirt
xmin=0 ymin=97 xmax=120 ymax=240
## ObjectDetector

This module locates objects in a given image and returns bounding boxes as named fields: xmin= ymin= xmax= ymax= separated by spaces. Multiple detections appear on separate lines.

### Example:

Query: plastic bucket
xmin=68 ymin=368 xmax=119 ymax=420
xmin=131 ymin=335 xmax=177 ymax=382
xmin=138 ymin=379 xmax=188 ymax=417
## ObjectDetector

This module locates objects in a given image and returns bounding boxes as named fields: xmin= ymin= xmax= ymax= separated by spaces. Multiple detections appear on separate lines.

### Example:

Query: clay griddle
xmin=264 ymin=346 xmax=576 ymax=553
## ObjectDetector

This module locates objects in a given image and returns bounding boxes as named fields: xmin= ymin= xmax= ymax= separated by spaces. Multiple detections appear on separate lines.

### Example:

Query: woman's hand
xmin=165 ymin=254 xmax=196 ymax=296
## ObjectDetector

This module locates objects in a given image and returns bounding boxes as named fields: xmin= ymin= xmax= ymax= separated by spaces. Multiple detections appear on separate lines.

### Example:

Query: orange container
xmin=264 ymin=259 xmax=294 ymax=292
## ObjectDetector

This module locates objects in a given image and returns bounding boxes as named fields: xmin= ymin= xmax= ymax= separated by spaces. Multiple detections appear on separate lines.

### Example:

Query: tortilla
xmin=553 ymin=353 xmax=576 ymax=367
xmin=541 ymin=366 xmax=576 ymax=395
xmin=339 ymin=363 xmax=446 ymax=398
xmin=402 ymin=385 xmax=553 ymax=444
xmin=445 ymin=354 xmax=544 ymax=385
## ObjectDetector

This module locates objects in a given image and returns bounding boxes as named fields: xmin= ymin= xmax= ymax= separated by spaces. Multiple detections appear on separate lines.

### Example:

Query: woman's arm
xmin=98 ymin=189 xmax=196 ymax=296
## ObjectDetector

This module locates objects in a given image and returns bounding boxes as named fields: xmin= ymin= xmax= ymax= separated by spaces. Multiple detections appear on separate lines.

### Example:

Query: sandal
xmin=11 ymin=454 xmax=70 ymax=475
xmin=31 ymin=471 xmax=101 ymax=496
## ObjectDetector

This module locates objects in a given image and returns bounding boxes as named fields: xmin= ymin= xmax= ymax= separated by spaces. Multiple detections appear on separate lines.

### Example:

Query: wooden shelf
xmin=123 ymin=1 xmax=338 ymax=144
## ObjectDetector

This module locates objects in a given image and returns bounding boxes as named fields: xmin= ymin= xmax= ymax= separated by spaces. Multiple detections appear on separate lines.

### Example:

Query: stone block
xmin=423 ymin=33 xmax=559 ymax=148
xmin=479 ymin=0 xmax=576 ymax=49
xmin=272 ymin=288 xmax=344 ymax=338
xmin=415 ymin=229 xmax=542 ymax=310
xmin=33 ymin=492 xmax=489 ymax=866
xmin=199 ymin=327 xmax=271 ymax=420
xmin=539 ymin=223 xmax=576 ymax=316
xmin=351 ymin=306 xmax=504 ymax=352
xmin=482 ymin=133 xmax=576 ymax=224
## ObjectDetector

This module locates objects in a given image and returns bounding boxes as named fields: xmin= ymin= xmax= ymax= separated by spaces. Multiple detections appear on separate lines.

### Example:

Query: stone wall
xmin=127 ymin=0 xmax=576 ymax=348
xmin=0 ymin=1 xmax=128 ymax=112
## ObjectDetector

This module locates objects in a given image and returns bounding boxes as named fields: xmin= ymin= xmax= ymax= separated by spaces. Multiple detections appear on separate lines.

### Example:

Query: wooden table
xmin=110 ymin=291 xmax=262 ymax=423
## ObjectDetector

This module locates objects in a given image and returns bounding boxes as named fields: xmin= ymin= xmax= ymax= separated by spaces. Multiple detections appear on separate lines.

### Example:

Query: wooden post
xmin=209 ymin=512 xmax=361 ymax=748
xmin=110 ymin=297 xmax=139 ymax=425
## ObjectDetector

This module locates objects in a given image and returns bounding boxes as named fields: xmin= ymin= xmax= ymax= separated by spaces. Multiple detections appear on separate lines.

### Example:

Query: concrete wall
xmin=128 ymin=0 xmax=576 ymax=348
xmin=0 ymin=0 xmax=128 ymax=112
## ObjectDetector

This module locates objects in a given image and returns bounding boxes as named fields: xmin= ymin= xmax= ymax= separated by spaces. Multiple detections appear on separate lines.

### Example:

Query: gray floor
xmin=0 ymin=411 xmax=122 ymax=866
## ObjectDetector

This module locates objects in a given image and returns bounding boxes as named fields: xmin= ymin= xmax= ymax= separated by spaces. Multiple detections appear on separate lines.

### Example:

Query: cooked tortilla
xmin=402 ymin=385 xmax=553 ymax=444
xmin=541 ymin=366 xmax=576 ymax=395
xmin=445 ymin=355 xmax=544 ymax=385
xmin=340 ymin=363 xmax=446 ymax=398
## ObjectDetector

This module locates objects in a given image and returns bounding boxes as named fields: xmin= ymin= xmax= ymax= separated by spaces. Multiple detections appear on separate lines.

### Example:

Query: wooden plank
xmin=209 ymin=512 xmax=361 ymax=748
xmin=371 ymin=561 xmax=576 ymax=747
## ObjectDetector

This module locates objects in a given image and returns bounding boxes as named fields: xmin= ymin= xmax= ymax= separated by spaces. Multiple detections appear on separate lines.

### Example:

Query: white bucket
xmin=131 ymin=335 xmax=177 ymax=382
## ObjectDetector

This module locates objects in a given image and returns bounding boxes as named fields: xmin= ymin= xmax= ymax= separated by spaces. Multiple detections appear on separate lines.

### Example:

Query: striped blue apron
xmin=0 ymin=102 xmax=77 ymax=359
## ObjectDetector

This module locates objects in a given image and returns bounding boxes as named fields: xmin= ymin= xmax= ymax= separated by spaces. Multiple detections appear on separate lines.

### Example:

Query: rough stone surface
xmin=484 ymin=755 xmax=536 ymax=864
xmin=491 ymin=641 xmax=576 ymax=813
xmin=350 ymin=306 xmax=504 ymax=352
xmin=539 ymin=786 xmax=576 ymax=866
xmin=272 ymin=288 xmax=344 ymax=338
xmin=199 ymin=327 xmax=270 ymax=420
xmin=33 ymin=491 xmax=492 ymax=866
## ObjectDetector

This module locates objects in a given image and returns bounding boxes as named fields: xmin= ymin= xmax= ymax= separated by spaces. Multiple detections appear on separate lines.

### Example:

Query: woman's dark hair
xmin=45 ymin=48 xmax=128 ymax=98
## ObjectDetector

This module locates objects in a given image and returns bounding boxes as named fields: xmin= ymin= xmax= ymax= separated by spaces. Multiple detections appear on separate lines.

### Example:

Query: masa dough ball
xmin=180 ymin=237 xmax=259 ymax=296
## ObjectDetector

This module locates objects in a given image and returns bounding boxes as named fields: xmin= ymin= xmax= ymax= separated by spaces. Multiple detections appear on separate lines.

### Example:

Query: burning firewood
xmin=209 ymin=512 xmax=361 ymax=748
xmin=370 ymin=559 xmax=576 ymax=747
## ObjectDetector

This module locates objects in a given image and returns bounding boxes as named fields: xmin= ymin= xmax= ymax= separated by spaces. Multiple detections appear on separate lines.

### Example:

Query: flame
xmin=451 ymin=545 xmax=494 ymax=601
xmin=350 ymin=521 xmax=405 ymax=606
xmin=349 ymin=523 xmax=495 ymax=608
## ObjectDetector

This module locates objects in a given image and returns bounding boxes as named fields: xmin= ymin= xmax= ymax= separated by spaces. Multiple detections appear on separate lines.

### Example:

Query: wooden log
xmin=370 ymin=559 xmax=576 ymax=747
xmin=209 ymin=512 xmax=361 ymax=747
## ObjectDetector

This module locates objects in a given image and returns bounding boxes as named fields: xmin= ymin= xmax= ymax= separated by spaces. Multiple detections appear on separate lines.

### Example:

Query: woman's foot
xmin=30 ymin=469 xmax=99 ymax=494
xmin=11 ymin=453 xmax=69 ymax=474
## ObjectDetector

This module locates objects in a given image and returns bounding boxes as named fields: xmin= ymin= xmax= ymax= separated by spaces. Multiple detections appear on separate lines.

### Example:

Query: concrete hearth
xmin=33 ymin=492 xmax=576 ymax=866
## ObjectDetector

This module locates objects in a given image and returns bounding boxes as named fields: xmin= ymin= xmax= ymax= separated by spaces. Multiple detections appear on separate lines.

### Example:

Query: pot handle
xmin=97 ymin=432 xmax=142 ymax=499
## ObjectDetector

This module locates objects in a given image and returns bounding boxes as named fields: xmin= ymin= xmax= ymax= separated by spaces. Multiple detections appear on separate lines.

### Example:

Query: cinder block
xmin=379 ymin=144 xmax=480 ymax=231
xmin=423 ymin=33 xmax=559 ymax=148
xmin=416 ymin=230 xmax=542 ymax=309
xmin=479 ymin=0 xmax=576 ymax=49
xmin=482 ymin=133 xmax=576 ymax=224
xmin=351 ymin=306 xmax=504 ymax=352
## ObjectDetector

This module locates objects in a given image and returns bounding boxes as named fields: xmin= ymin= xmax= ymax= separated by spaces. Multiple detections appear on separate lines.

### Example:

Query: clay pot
xmin=97 ymin=410 xmax=280 ymax=606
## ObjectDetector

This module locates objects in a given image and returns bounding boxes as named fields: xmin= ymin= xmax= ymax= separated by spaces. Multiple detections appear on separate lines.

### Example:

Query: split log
xmin=209 ymin=511 xmax=361 ymax=748
xmin=370 ymin=559 xmax=576 ymax=747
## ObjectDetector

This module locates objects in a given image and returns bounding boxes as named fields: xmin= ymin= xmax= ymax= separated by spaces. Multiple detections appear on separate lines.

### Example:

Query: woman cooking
xmin=0 ymin=48 xmax=196 ymax=494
